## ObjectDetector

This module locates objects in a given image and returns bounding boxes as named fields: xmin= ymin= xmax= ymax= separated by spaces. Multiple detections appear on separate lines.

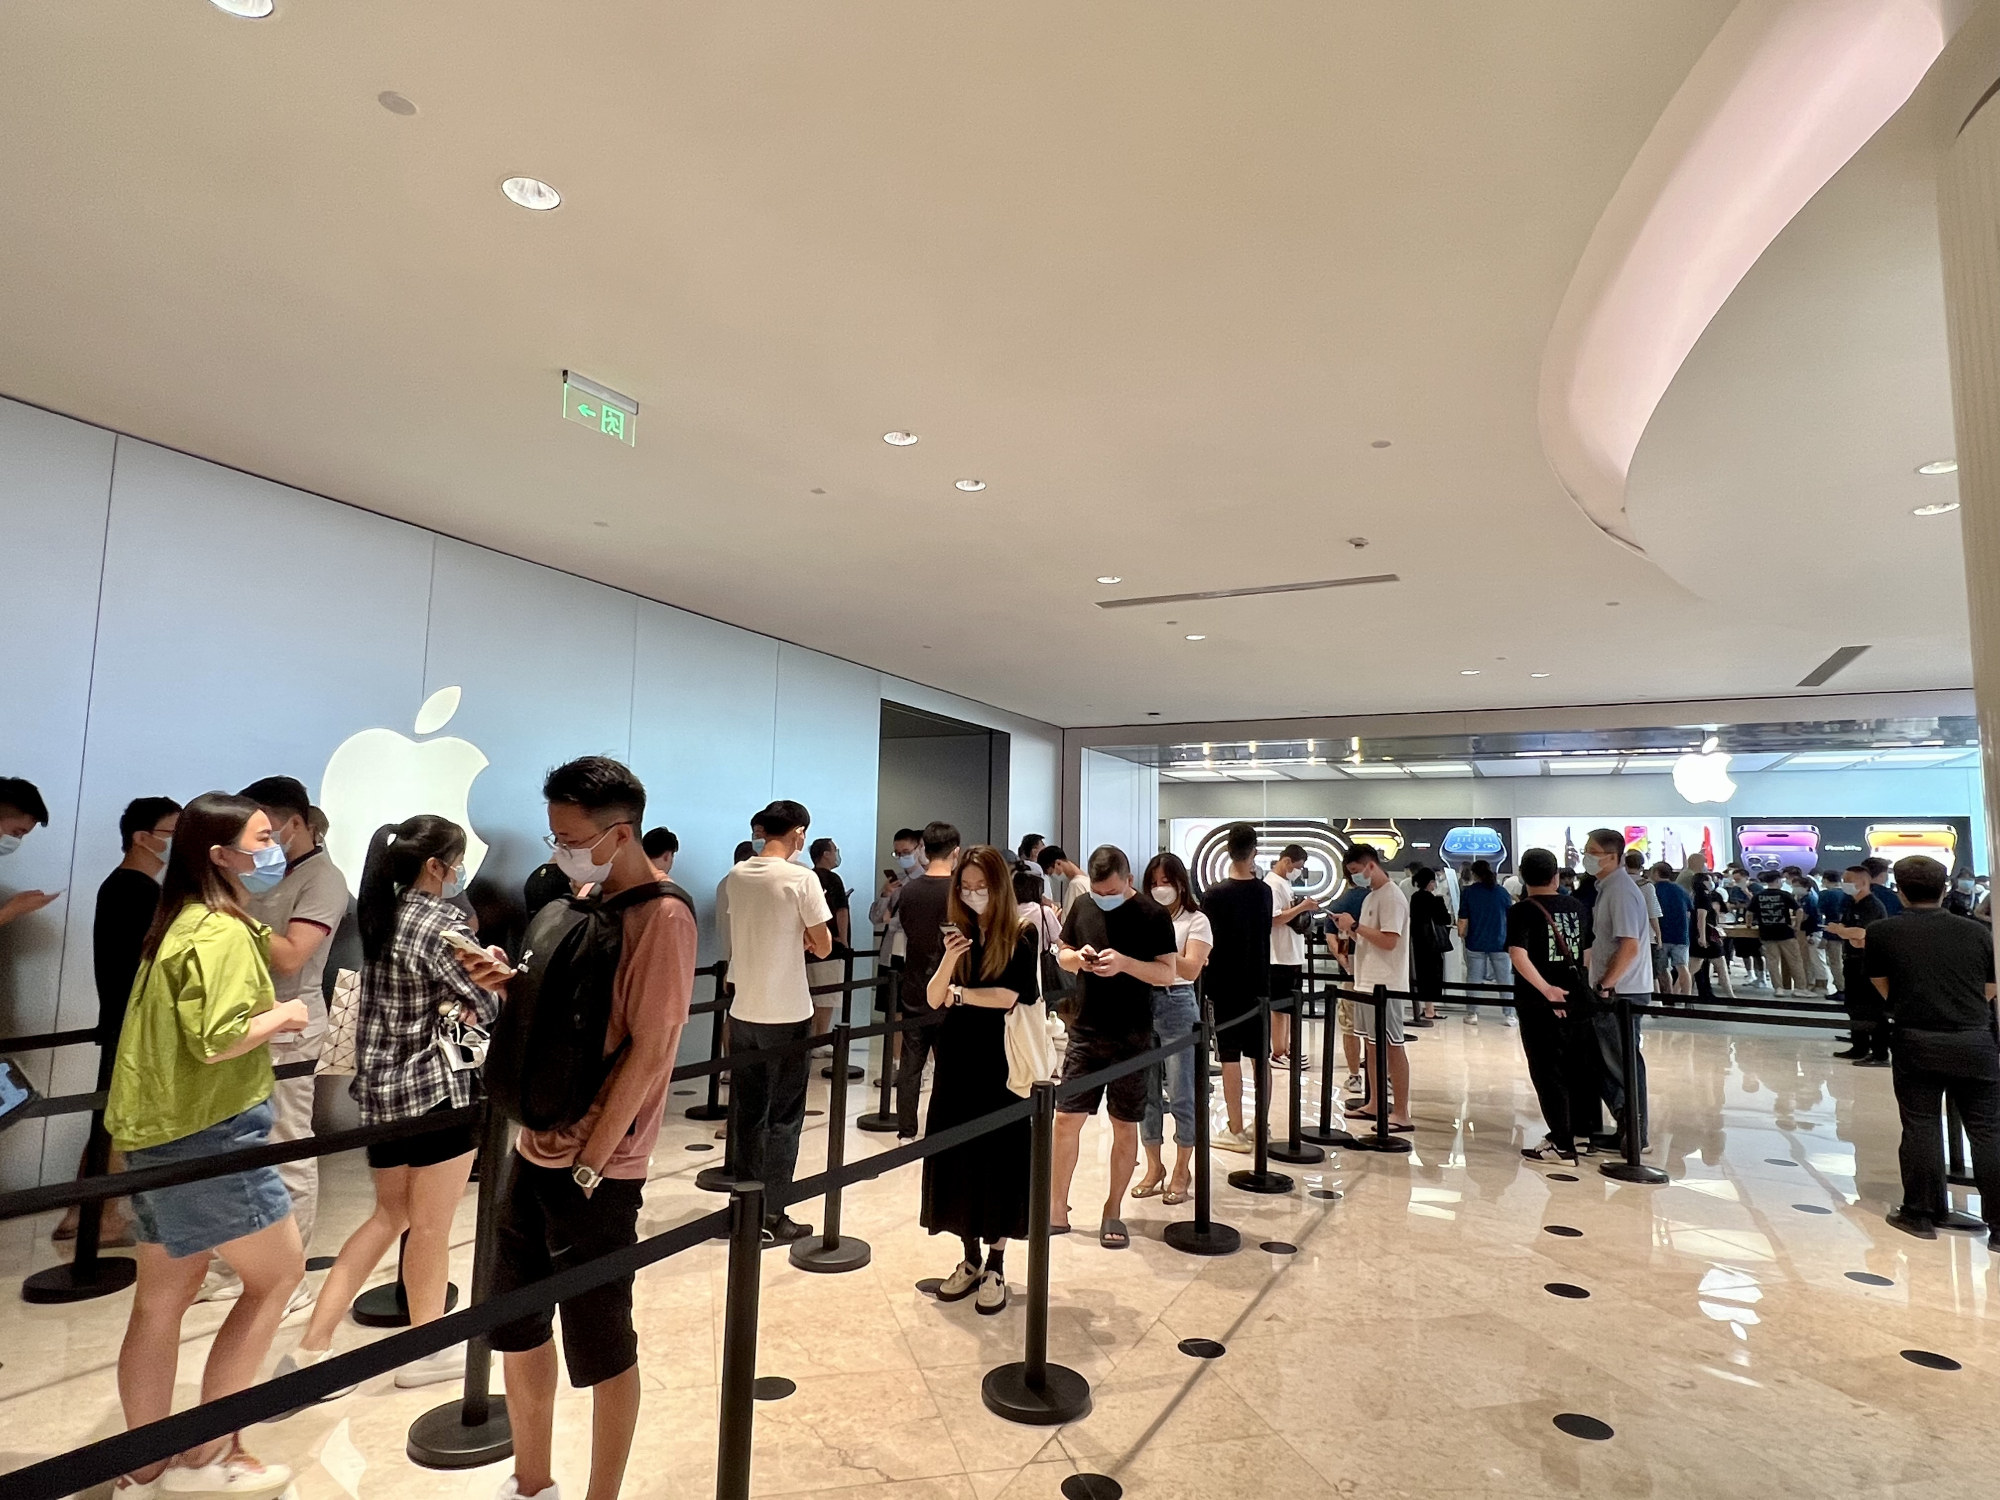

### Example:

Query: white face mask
xmin=0 ymin=833 xmax=20 ymax=858
xmin=961 ymin=888 xmax=990 ymax=914
xmin=1840 ymin=881 xmax=1859 ymax=896
xmin=1150 ymin=885 xmax=1178 ymax=908
xmin=553 ymin=828 xmax=618 ymax=886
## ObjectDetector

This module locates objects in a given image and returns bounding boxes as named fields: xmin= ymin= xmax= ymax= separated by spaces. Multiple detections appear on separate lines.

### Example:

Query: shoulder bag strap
xmin=1526 ymin=895 xmax=1580 ymax=968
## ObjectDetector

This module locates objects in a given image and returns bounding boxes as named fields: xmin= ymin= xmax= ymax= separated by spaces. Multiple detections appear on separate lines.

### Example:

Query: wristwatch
xmin=948 ymin=984 xmax=965 ymax=1008
xmin=572 ymin=1162 xmax=604 ymax=1193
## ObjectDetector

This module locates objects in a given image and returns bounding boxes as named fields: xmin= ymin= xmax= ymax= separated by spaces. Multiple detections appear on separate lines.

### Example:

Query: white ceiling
xmin=0 ymin=1 xmax=1982 ymax=727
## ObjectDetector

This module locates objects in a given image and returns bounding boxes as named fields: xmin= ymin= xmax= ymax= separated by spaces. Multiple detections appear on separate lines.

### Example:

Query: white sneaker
xmin=1213 ymin=1127 xmax=1254 ymax=1154
xmin=159 ymin=1449 xmax=292 ymax=1498
xmin=497 ymin=1478 xmax=560 ymax=1500
xmin=935 ymin=1260 xmax=982 ymax=1302
xmin=1343 ymin=1072 xmax=1365 ymax=1094
xmin=197 ymin=1267 xmax=243 ymax=1304
xmin=274 ymin=1343 xmax=358 ymax=1402
xmin=394 ymin=1344 xmax=466 ymax=1389
xmin=974 ymin=1269 xmax=1009 ymax=1316
xmin=1502 ymin=1015 xmax=1519 ymax=1028
xmin=1464 ymin=1013 xmax=1480 ymax=1026
xmin=281 ymin=1279 xmax=316 ymax=1323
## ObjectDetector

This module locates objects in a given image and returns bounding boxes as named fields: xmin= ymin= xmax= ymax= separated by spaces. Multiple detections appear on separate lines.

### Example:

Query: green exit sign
xmin=562 ymin=371 xmax=638 ymax=447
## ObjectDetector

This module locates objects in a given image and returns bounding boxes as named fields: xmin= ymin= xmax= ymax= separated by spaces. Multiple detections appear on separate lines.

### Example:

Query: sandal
xmin=1162 ymin=1180 xmax=1190 ymax=1206
xmin=1131 ymin=1176 xmax=1165 ymax=1200
xmin=1098 ymin=1218 xmax=1130 ymax=1250
xmin=1050 ymin=1204 xmax=1072 ymax=1235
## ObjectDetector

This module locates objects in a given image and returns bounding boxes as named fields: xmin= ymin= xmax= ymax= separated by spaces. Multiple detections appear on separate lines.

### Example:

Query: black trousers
xmin=726 ymin=1017 xmax=813 ymax=1218
xmin=1847 ymin=977 xmax=1890 ymax=1061
xmin=1517 ymin=993 xmax=1604 ymax=1145
xmin=1593 ymin=1002 xmax=1647 ymax=1144
xmin=895 ymin=1002 xmax=938 ymax=1137
xmin=1892 ymin=1027 xmax=2000 ymax=1225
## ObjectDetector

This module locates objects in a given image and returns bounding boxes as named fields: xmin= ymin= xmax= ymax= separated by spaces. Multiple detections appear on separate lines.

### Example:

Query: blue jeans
xmin=1141 ymin=984 xmax=1200 ymax=1148
xmin=1463 ymin=949 xmax=1516 ymax=1018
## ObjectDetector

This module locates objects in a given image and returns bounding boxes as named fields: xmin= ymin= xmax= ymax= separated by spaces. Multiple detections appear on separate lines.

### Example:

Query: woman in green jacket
xmin=106 ymin=791 xmax=310 ymax=1500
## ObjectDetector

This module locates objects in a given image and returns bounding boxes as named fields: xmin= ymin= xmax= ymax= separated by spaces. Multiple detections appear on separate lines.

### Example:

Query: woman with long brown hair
xmin=105 ymin=791 xmax=310 ymax=1499
xmin=922 ymin=844 xmax=1041 ymax=1315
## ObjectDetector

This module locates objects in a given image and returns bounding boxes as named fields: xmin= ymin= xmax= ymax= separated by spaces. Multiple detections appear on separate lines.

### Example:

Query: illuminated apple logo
xmin=1672 ymin=736 xmax=1737 ymax=805
xmin=318 ymin=686 xmax=490 ymax=897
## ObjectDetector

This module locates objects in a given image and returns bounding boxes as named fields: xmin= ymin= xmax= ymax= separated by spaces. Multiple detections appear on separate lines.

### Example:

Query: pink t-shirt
xmin=517 ymin=892 xmax=697 ymax=1179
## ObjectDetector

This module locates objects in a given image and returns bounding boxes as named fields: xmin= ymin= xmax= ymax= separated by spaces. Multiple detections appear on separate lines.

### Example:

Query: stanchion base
xmin=21 ymin=1255 xmax=137 ymax=1304
xmin=1163 ymin=1220 xmax=1242 ymax=1257
xmin=695 ymin=1166 xmax=740 ymax=1193
xmin=1227 ymin=1168 xmax=1295 ymax=1194
xmin=856 ymin=1113 xmax=900 ymax=1134
xmin=1937 ymin=1210 xmax=1986 ymax=1232
xmin=1298 ymin=1126 xmax=1359 ymax=1147
xmin=683 ymin=1103 xmax=729 ymax=1121
xmin=981 ymin=1361 xmax=1092 ymax=1426
xmin=1266 ymin=1140 xmax=1326 ymax=1165
xmin=1346 ymin=1136 xmax=1413 ymax=1155
xmin=353 ymin=1280 xmax=459 ymax=1328
xmin=820 ymin=1065 xmax=866 ymax=1080
xmin=406 ymin=1396 xmax=513 ymax=1470
xmin=1598 ymin=1161 xmax=1667 ymax=1184
xmin=790 ymin=1234 xmax=873 ymax=1273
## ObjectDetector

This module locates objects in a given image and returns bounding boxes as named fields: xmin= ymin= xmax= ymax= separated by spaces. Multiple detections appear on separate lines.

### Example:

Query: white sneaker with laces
xmin=1343 ymin=1073 xmax=1364 ymax=1094
xmin=159 ymin=1449 xmax=292 ymax=1498
xmin=1213 ymin=1127 xmax=1254 ymax=1154
xmin=393 ymin=1344 xmax=466 ymax=1389
xmin=935 ymin=1260 xmax=982 ymax=1302
xmin=497 ymin=1479 xmax=561 ymax=1500
xmin=281 ymin=1279 xmax=316 ymax=1323
xmin=197 ymin=1267 xmax=243 ymax=1304
xmin=274 ymin=1343 xmax=359 ymax=1401
xmin=975 ymin=1269 xmax=1008 ymax=1315
xmin=1464 ymin=1013 xmax=1480 ymax=1026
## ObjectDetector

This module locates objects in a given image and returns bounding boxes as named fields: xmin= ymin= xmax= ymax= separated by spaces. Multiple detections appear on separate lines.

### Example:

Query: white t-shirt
xmin=1172 ymin=908 xmax=1215 ymax=957
xmin=722 ymin=856 xmax=832 ymax=1025
xmin=1350 ymin=878 xmax=1410 ymax=994
xmin=1266 ymin=872 xmax=1304 ymax=966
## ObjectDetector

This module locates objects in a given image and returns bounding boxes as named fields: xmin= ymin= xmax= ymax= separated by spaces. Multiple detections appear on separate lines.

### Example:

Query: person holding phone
xmin=281 ymin=814 xmax=503 ymax=1393
xmin=104 ymin=792 xmax=310 ymax=1500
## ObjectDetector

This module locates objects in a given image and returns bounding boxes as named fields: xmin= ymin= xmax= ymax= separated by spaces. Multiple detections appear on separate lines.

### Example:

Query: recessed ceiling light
xmin=501 ymin=176 xmax=561 ymax=211
xmin=1917 ymin=459 xmax=1958 ymax=475
xmin=1185 ymin=634 xmax=1206 ymax=642
xmin=1096 ymin=576 xmax=1122 ymax=585
xmin=1530 ymin=672 xmax=1551 ymax=678
xmin=883 ymin=431 xmax=919 ymax=446
xmin=955 ymin=479 xmax=986 ymax=492
xmin=1913 ymin=501 xmax=1961 ymax=516
xmin=210 ymin=0 xmax=274 ymax=15
xmin=377 ymin=91 xmax=417 ymax=116
xmin=1459 ymin=669 xmax=1480 ymax=676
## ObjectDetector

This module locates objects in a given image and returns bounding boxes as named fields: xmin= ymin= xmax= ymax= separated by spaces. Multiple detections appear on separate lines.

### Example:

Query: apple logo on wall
xmin=1672 ymin=736 xmax=1737 ymax=805
xmin=319 ymin=686 xmax=490 ymax=898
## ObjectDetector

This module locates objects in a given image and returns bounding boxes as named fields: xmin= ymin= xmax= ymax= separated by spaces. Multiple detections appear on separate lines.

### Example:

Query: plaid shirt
xmin=355 ymin=891 xmax=499 ymax=1124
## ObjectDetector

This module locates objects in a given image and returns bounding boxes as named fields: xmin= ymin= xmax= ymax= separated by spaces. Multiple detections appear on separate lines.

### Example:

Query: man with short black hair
xmin=1868 ymin=856 xmax=2000 ymax=1243
xmin=1017 ymin=834 xmax=1048 ymax=869
xmin=1266 ymin=843 xmax=1319 ymax=1066
xmin=807 ymin=836 xmax=850 ymax=1035
xmin=1750 ymin=868 xmax=1803 ymax=995
xmin=1038 ymin=845 xmax=1085 ymax=912
xmin=1828 ymin=864 xmax=1891 ymax=1064
xmin=0 ymin=776 xmax=58 ymax=929
xmin=1580 ymin=828 xmax=1652 ymax=1149
xmin=1864 ymin=856 xmax=1905 ymax=915
xmin=895 ymin=821 xmax=962 ymax=1138
xmin=1650 ymin=861 xmax=1693 ymax=996
xmin=1203 ymin=823 xmax=1275 ymax=1150
xmin=1333 ymin=844 xmax=1412 ymax=1130
xmin=1820 ymin=870 xmax=1853 ymax=998
xmin=466 ymin=755 xmax=695 ymax=1500
xmin=1053 ymin=845 xmax=1179 ymax=1246
xmin=1507 ymin=848 xmax=1597 ymax=1160
xmin=724 ymin=800 xmax=833 ymax=1244
xmin=641 ymin=826 xmax=679 ymax=877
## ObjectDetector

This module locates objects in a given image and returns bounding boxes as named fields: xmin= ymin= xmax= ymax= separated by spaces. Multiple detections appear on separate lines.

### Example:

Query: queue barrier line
xmin=0 ymin=1027 xmax=100 ymax=1054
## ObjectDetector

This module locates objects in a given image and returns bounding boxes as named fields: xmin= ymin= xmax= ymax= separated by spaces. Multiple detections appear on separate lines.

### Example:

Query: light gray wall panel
xmin=774 ymin=644 xmax=881 ymax=943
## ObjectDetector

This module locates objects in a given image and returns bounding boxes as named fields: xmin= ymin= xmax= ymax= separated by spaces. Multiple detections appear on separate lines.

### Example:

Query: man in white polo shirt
xmin=723 ymin=799 xmax=833 ymax=1245
xmin=1334 ymin=843 xmax=1412 ymax=1131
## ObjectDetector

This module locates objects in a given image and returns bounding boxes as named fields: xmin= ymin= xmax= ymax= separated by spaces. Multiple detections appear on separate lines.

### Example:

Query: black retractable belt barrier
xmin=1598 ymin=995 xmax=1664 ymax=1185
xmin=715 ymin=1180 xmax=767 ymax=1500
xmin=790 ymin=1023 xmax=871 ymax=1273
xmin=981 ymin=1081 xmax=1092 ymax=1424
xmin=1164 ymin=1010 xmax=1241 ymax=1257
xmin=1267 ymin=988 xmax=1325 ymax=1167
xmin=857 ymin=966 xmax=900 ymax=1133
xmin=686 ymin=961 xmax=732 ymax=1121
xmin=1228 ymin=995 xmax=1293 ymax=1193
xmin=408 ymin=1099 xmax=514 ymax=1468
xmin=21 ymin=1037 xmax=137 ymax=1304
xmin=1348 ymin=984 xmax=1411 ymax=1155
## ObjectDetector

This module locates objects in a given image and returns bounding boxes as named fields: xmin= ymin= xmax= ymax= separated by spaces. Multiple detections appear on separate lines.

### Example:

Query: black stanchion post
xmin=1598 ymin=995 xmax=1665 ymax=1185
xmin=1348 ymin=984 xmax=1411 ymax=1155
xmin=687 ymin=962 xmax=731 ymax=1121
xmin=821 ymin=951 xmax=864 ymax=1080
xmin=791 ymin=1024 xmax=872 ymax=1273
xmin=982 ymin=1082 xmax=1092 ymax=1423
xmin=408 ymin=1101 xmax=515 ymax=1467
xmin=1947 ymin=1098 xmax=1976 ymax=1187
xmin=857 ymin=970 xmax=900 ymax=1133
xmin=22 ymin=1040 xmax=137 ymax=1304
xmin=1267 ymin=990 xmax=1324 ymax=1166
xmin=354 ymin=1229 xmax=462 ymax=1325
xmin=1228 ymin=995 xmax=1294 ymax=1193
xmin=715 ymin=1179 xmax=767 ymax=1500
xmin=1166 ymin=1015 xmax=1241 ymax=1256
xmin=1300 ymin=979 xmax=1357 ymax=1149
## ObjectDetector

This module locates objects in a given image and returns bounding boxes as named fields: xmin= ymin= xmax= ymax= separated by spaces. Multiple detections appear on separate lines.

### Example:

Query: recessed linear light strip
xmin=1797 ymin=644 xmax=1870 ymax=688
xmin=1095 ymin=573 xmax=1399 ymax=610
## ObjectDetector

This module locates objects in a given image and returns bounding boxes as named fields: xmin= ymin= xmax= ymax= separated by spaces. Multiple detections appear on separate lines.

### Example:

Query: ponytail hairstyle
xmin=358 ymin=815 xmax=468 ymax=962
xmin=142 ymin=791 xmax=263 ymax=959
xmin=947 ymin=844 xmax=1023 ymax=982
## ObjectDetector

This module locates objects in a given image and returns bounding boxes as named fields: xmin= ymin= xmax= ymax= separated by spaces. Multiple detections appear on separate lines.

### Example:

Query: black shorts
xmin=1057 ymin=1024 xmax=1152 ymax=1122
xmin=365 ymin=1102 xmax=475 ymax=1170
xmin=488 ymin=1155 xmax=644 ymax=1387
xmin=1209 ymin=989 xmax=1261 ymax=1064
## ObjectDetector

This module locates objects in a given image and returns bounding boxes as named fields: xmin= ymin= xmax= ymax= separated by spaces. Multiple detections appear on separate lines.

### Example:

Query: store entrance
xmin=877 ymin=702 xmax=1008 ymax=871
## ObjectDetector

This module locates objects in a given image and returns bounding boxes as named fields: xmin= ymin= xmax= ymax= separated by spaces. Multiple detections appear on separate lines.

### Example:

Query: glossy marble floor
xmin=3 ymin=1014 xmax=1995 ymax=1500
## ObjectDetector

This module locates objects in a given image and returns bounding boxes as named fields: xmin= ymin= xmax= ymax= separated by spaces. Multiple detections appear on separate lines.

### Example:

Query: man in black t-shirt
xmin=894 ymin=822 xmax=960 ymax=1138
xmin=1750 ymin=871 xmax=1804 ymax=994
xmin=1053 ymin=845 xmax=1178 ymax=1248
xmin=1866 ymin=856 xmax=2000 ymax=1243
xmin=1201 ymin=823 xmax=1275 ymax=1149
xmin=1828 ymin=864 xmax=1891 ymax=1063
xmin=1503 ymin=848 xmax=1602 ymax=1160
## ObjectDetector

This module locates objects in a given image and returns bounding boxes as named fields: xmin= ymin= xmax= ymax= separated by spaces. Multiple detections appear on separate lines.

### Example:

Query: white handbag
xmin=316 ymin=969 xmax=361 ymax=1076
xmin=1004 ymin=1000 xmax=1057 ymax=1098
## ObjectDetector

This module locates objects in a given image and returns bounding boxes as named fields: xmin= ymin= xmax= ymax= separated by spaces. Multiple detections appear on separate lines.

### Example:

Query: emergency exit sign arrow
xmin=562 ymin=371 xmax=637 ymax=447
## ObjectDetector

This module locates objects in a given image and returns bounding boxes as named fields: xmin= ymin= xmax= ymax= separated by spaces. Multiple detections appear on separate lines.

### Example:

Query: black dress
xmin=920 ymin=926 xmax=1041 ymax=1243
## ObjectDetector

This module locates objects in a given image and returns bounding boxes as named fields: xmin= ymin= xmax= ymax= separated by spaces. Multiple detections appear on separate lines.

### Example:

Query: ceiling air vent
xmin=1797 ymin=645 xmax=1870 ymax=687
xmin=1095 ymin=573 xmax=1399 ymax=610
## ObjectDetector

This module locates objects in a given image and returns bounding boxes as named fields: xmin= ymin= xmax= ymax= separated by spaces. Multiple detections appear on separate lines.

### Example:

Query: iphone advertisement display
xmin=1513 ymin=817 xmax=1727 ymax=873
xmin=1731 ymin=816 xmax=1975 ymax=877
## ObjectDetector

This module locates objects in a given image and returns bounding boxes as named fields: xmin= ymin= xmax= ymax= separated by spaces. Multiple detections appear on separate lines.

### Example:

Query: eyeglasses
xmin=542 ymin=820 xmax=631 ymax=853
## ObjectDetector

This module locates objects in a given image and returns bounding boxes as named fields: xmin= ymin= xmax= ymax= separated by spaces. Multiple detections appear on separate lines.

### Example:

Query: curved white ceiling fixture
xmin=1538 ymin=0 xmax=1947 ymax=553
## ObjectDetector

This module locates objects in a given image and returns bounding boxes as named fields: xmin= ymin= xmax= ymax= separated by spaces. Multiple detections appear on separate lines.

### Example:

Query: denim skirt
xmin=129 ymin=1098 xmax=291 ymax=1259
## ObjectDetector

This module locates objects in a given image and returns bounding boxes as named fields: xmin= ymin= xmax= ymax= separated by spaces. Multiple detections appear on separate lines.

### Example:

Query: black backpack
xmin=485 ymin=879 xmax=695 ymax=1131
